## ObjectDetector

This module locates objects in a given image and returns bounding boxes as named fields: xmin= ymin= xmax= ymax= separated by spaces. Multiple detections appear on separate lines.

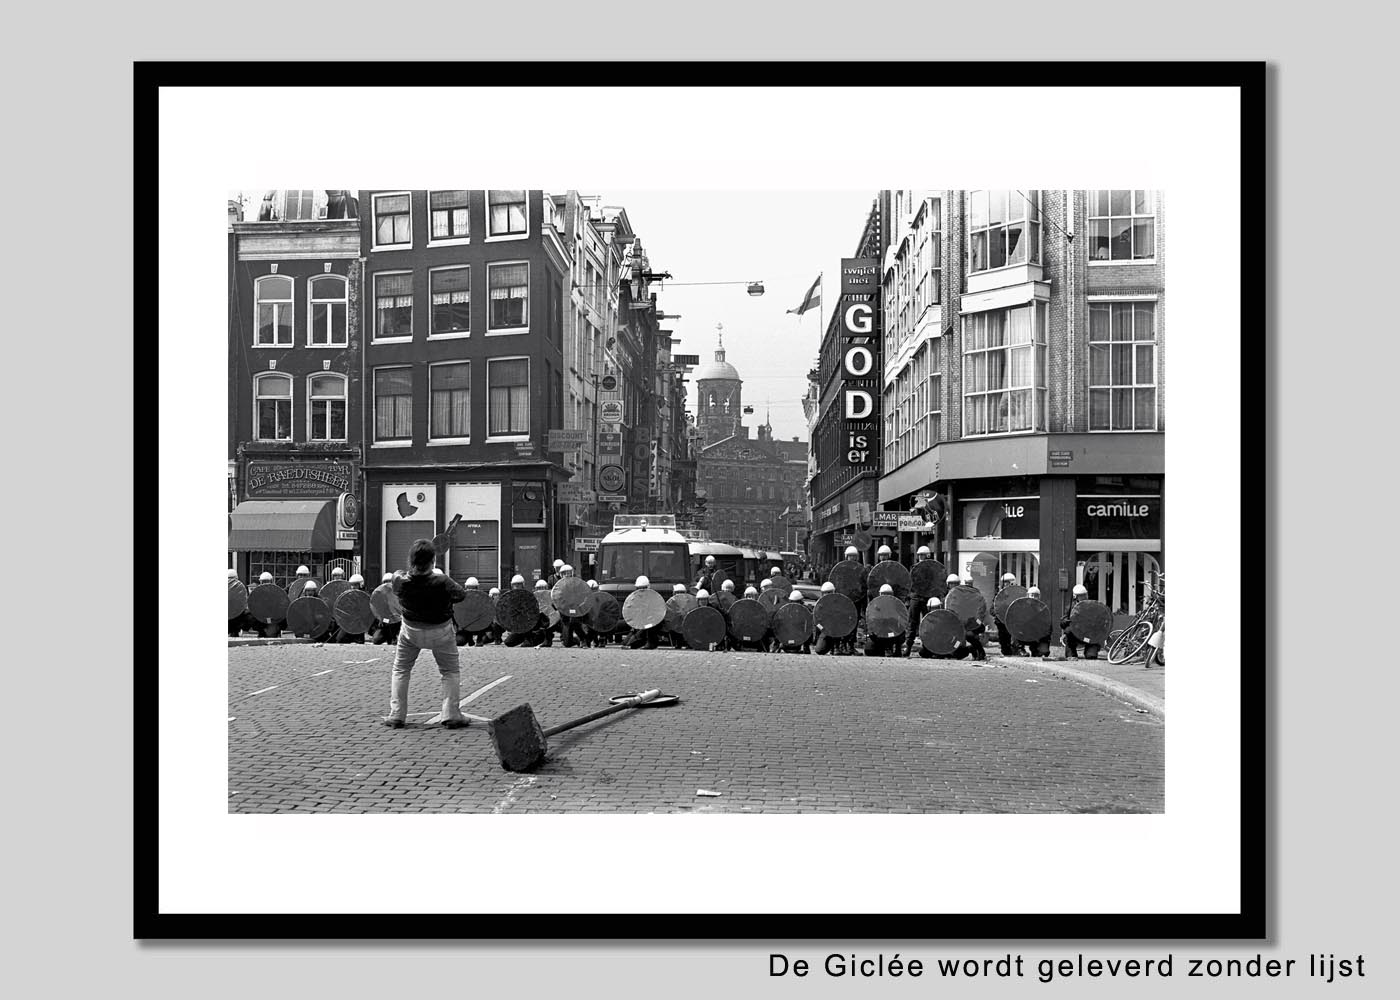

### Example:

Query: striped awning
xmin=228 ymin=500 xmax=337 ymax=552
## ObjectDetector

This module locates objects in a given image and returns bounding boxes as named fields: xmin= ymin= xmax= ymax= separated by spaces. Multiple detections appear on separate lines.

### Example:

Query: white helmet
xmin=227 ymin=568 xmax=238 ymax=580
xmin=465 ymin=577 xmax=479 ymax=588
xmin=433 ymin=568 xmax=445 ymax=576
xmin=1027 ymin=586 xmax=1041 ymax=598
xmin=349 ymin=573 xmax=364 ymax=585
xmin=721 ymin=579 xmax=735 ymax=592
xmin=672 ymin=583 xmax=687 ymax=593
xmin=553 ymin=559 xmax=565 ymax=570
xmin=561 ymin=564 xmax=574 ymax=575
xmin=760 ymin=578 xmax=773 ymax=589
xmin=695 ymin=589 xmax=710 ymax=600
xmin=635 ymin=575 xmax=650 ymax=588
xmin=946 ymin=574 xmax=961 ymax=586
xmin=259 ymin=572 xmax=273 ymax=583
xmin=704 ymin=555 xmax=716 ymax=566
xmin=1002 ymin=573 xmax=1016 ymax=583
xmin=744 ymin=587 xmax=758 ymax=597
xmin=927 ymin=597 xmax=942 ymax=609
xmin=331 ymin=567 xmax=345 ymax=578
xmin=535 ymin=579 xmax=549 ymax=589
xmin=511 ymin=574 xmax=525 ymax=586
xmin=960 ymin=575 xmax=972 ymax=585
xmin=382 ymin=573 xmax=394 ymax=583
xmin=296 ymin=565 xmax=310 ymax=576
xmin=1073 ymin=584 xmax=1089 ymax=597
xmin=844 ymin=546 xmax=858 ymax=557
xmin=877 ymin=545 xmax=891 ymax=556
xmin=587 ymin=580 xmax=598 ymax=589
xmin=489 ymin=587 xmax=501 ymax=597
xmin=879 ymin=583 xmax=893 ymax=595
xmin=303 ymin=580 xmax=318 ymax=591
xmin=820 ymin=581 xmax=835 ymax=593
xmin=916 ymin=546 xmax=930 ymax=556
xmin=789 ymin=590 xmax=803 ymax=601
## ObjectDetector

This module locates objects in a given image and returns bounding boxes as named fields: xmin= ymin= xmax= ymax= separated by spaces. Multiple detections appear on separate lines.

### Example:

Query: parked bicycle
xmin=1106 ymin=572 xmax=1165 ymax=665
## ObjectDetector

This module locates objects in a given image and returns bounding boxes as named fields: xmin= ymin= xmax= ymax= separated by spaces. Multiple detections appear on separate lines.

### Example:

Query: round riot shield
xmin=664 ymin=594 xmax=699 ymax=632
xmin=228 ymin=578 xmax=249 ymax=619
xmin=551 ymin=577 xmax=591 ymax=618
xmin=943 ymin=585 xmax=987 ymax=626
xmin=714 ymin=591 xmax=737 ymax=614
xmin=333 ymin=589 xmax=375 ymax=634
xmin=497 ymin=589 xmax=544 ymax=633
xmin=867 ymin=560 xmax=912 ymax=602
xmin=586 ymin=591 xmax=622 ymax=633
xmin=287 ymin=577 xmax=321 ymax=602
xmin=709 ymin=569 xmax=732 ymax=594
xmin=1068 ymin=599 xmax=1114 ymax=644
xmin=318 ymin=580 xmax=350 ymax=614
xmin=773 ymin=602 xmax=815 ymax=646
xmin=768 ymin=574 xmax=792 ymax=595
xmin=681 ymin=605 xmax=727 ymax=649
xmin=726 ymin=598 xmax=772 ymax=642
xmin=286 ymin=595 xmax=331 ymax=638
xmin=910 ymin=559 xmax=948 ymax=600
xmin=622 ymin=588 xmax=667 ymax=630
xmin=1005 ymin=596 xmax=1052 ymax=644
xmin=757 ymin=589 xmax=783 ymax=612
xmin=247 ymin=583 xmax=290 ymax=624
xmin=453 ymin=591 xmax=496 ymax=631
xmin=828 ymin=560 xmax=866 ymax=602
xmin=370 ymin=583 xmax=402 ymax=624
xmin=865 ymin=594 xmax=907 ymax=639
xmin=918 ymin=609 xmax=966 ymax=656
xmin=813 ymin=593 xmax=858 ymax=639
xmin=534 ymin=589 xmax=560 ymax=628
xmin=992 ymin=585 xmax=1029 ymax=623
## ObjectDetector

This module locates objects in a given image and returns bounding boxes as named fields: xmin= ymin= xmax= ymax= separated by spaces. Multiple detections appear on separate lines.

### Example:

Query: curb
xmin=996 ymin=656 xmax=1165 ymax=720
xmin=228 ymin=637 xmax=318 ymax=648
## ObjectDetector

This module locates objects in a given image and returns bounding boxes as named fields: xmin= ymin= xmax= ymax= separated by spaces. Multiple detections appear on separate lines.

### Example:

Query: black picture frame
xmin=138 ymin=60 xmax=1265 ymax=940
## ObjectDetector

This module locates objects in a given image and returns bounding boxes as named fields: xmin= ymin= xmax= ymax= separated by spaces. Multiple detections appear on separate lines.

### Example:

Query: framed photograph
xmin=141 ymin=61 xmax=1263 ymax=938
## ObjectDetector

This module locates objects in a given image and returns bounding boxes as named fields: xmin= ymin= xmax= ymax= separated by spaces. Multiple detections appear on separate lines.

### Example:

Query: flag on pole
xmin=787 ymin=274 xmax=822 ymax=316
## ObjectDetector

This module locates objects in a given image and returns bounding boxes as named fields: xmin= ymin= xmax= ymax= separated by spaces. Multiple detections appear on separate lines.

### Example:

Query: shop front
xmin=1074 ymin=479 xmax=1163 ymax=617
xmin=228 ymin=457 xmax=359 ymax=588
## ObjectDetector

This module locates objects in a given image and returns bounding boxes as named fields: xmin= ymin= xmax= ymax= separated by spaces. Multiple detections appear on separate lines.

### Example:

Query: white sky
xmin=607 ymin=189 xmax=877 ymax=443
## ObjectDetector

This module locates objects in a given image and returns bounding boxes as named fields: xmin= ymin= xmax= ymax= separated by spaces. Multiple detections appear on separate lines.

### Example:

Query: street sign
xmin=673 ymin=354 xmax=700 ymax=366
xmin=557 ymin=484 xmax=596 ymax=504
xmin=898 ymin=514 xmax=926 ymax=532
xmin=600 ymin=400 xmax=624 ymax=423
xmin=598 ymin=465 xmax=626 ymax=492
xmin=598 ymin=494 xmax=627 ymax=502
xmin=871 ymin=511 xmax=900 ymax=529
xmin=574 ymin=537 xmax=602 ymax=552
xmin=547 ymin=428 xmax=589 ymax=451
xmin=600 ymin=374 xmax=618 ymax=391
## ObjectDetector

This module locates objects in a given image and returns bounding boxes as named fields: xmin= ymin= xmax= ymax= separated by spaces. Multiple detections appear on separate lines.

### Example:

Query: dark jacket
xmin=392 ymin=570 xmax=467 ymax=626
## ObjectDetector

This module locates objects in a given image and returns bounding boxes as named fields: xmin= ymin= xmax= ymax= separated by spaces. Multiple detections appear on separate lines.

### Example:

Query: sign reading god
xmin=840 ymin=259 xmax=881 ymax=470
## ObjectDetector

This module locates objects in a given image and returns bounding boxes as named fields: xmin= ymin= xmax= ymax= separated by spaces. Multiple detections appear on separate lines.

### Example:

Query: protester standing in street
xmin=383 ymin=539 xmax=470 ymax=730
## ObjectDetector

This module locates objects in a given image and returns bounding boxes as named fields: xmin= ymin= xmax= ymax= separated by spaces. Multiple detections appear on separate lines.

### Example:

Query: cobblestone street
xmin=228 ymin=643 xmax=1164 ymax=813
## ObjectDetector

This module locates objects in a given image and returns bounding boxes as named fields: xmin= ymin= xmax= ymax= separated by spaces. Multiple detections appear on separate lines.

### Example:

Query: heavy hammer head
xmin=487 ymin=702 xmax=549 ymax=772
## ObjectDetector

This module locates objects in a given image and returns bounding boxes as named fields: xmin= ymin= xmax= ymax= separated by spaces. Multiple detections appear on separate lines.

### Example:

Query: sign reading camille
xmin=245 ymin=460 xmax=355 ymax=499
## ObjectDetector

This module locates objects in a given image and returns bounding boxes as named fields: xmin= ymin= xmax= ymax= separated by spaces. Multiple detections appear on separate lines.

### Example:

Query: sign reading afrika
xmin=840 ymin=258 xmax=881 ymax=470
xmin=245 ymin=460 xmax=354 ymax=498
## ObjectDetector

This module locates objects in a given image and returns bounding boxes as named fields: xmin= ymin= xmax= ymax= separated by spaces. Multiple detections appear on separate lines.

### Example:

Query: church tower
xmin=693 ymin=323 xmax=743 ymax=445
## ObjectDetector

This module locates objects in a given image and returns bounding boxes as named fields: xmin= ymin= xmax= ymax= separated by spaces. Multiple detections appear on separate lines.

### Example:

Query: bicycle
xmin=1106 ymin=573 xmax=1165 ymax=665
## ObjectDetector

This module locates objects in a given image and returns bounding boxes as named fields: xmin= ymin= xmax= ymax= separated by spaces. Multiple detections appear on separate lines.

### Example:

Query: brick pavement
xmin=228 ymin=643 xmax=1163 ymax=814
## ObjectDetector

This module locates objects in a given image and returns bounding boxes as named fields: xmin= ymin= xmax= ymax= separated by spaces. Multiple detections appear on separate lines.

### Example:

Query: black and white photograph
xmin=143 ymin=64 xmax=1259 ymax=935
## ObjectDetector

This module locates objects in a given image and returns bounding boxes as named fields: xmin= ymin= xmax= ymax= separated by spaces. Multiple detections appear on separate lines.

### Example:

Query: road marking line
xmin=312 ymin=669 xmax=335 ymax=676
xmin=462 ymin=675 xmax=512 ymax=704
xmin=492 ymin=775 xmax=536 ymax=814
xmin=247 ymin=685 xmax=279 ymax=696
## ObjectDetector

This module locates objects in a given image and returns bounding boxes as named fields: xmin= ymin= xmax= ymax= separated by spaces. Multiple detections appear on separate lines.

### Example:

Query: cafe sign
xmin=1077 ymin=495 xmax=1161 ymax=540
xmin=245 ymin=459 xmax=354 ymax=499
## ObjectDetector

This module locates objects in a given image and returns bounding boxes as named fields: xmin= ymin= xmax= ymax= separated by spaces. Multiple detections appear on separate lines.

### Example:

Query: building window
xmin=968 ymin=190 xmax=1041 ymax=273
xmin=1089 ymin=301 xmax=1157 ymax=430
xmin=430 ymin=267 xmax=470 ymax=336
xmin=429 ymin=190 xmax=470 ymax=240
xmin=254 ymin=372 xmax=293 ymax=441
xmin=308 ymin=373 xmax=347 ymax=441
xmin=308 ymin=275 xmax=348 ymax=346
xmin=927 ymin=336 xmax=943 ymax=443
xmin=962 ymin=303 xmax=1047 ymax=435
xmin=254 ymin=275 xmax=294 ymax=346
xmin=917 ymin=198 xmax=942 ymax=313
xmin=373 ymin=192 xmax=412 ymax=248
xmin=488 ymin=190 xmax=527 ymax=237
xmin=373 ymin=367 xmax=413 ymax=442
xmin=488 ymin=262 xmax=529 ymax=331
xmin=488 ymin=358 xmax=530 ymax=437
xmin=283 ymin=190 xmax=319 ymax=221
xmin=430 ymin=362 xmax=471 ymax=440
xmin=374 ymin=272 xmax=413 ymax=341
xmin=1088 ymin=190 xmax=1155 ymax=262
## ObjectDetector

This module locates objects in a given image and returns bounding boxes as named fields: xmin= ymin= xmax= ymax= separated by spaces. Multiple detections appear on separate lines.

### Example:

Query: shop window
xmin=254 ymin=275 xmax=294 ymax=346
xmin=1076 ymin=551 xmax=1162 ymax=617
xmin=247 ymin=551 xmax=319 ymax=592
xmin=511 ymin=481 xmax=546 ymax=526
xmin=959 ymin=551 xmax=1040 ymax=613
xmin=1088 ymin=190 xmax=1155 ymax=262
xmin=254 ymin=372 xmax=293 ymax=441
xmin=308 ymin=275 xmax=348 ymax=346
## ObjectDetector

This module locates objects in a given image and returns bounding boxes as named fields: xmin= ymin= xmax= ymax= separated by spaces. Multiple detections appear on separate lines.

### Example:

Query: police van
xmin=596 ymin=514 xmax=691 ymax=598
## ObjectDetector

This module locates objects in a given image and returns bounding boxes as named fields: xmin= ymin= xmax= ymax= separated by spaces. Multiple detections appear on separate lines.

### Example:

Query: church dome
xmin=694 ymin=358 xmax=740 ymax=382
